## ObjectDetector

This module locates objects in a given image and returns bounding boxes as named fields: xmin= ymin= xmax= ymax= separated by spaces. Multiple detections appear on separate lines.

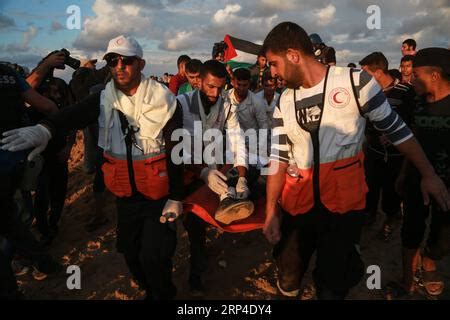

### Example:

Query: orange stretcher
xmin=183 ymin=183 xmax=266 ymax=233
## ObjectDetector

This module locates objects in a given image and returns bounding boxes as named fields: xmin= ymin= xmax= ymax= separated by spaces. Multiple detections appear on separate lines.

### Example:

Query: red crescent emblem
xmin=329 ymin=87 xmax=350 ymax=108
xmin=333 ymin=92 xmax=343 ymax=104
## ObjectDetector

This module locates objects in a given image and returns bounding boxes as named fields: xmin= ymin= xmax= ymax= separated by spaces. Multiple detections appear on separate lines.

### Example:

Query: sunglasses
xmin=105 ymin=55 xmax=138 ymax=67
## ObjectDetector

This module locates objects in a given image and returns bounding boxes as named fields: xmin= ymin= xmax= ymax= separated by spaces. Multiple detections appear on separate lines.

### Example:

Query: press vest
xmin=0 ymin=64 xmax=26 ymax=135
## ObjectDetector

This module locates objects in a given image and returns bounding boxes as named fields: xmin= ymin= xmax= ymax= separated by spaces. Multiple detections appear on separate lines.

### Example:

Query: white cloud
xmin=159 ymin=30 xmax=196 ymax=51
xmin=314 ymin=4 xmax=336 ymax=26
xmin=5 ymin=25 xmax=38 ymax=52
xmin=73 ymin=0 xmax=153 ymax=52
xmin=332 ymin=33 xmax=350 ymax=44
xmin=3 ymin=0 xmax=450 ymax=77
xmin=24 ymin=26 xmax=38 ymax=44
xmin=212 ymin=4 xmax=242 ymax=25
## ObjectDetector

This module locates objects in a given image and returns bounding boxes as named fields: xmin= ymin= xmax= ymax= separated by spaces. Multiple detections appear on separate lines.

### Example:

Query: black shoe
xmin=189 ymin=275 xmax=206 ymax=297
xmin=11 ymin=258 xmax=30 ymax=277
xmin=215 ymin=197 xmax=254 ymax=225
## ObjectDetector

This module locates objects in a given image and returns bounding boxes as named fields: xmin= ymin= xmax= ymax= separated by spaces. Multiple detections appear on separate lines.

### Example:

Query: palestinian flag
xmin=223 ymin=34 xmax=262 ymax=70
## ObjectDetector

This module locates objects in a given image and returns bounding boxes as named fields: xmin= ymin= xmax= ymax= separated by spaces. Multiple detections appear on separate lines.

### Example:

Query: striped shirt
xmin=271 ymin=69 xmax=413 ymax=163
xmin=366 ymin=80 xmax=416 ymax=156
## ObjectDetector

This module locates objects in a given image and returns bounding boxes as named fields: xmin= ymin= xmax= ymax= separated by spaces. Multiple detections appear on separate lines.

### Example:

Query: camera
xmin=212 ymin=41 xmax=228 ymax=59
xmin=59 ymin=48 xmax=81 ymax=70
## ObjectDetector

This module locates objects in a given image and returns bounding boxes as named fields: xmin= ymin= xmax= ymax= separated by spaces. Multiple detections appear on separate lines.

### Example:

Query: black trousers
xmin=402 ymin=179 xmax=450 ymax=259
xmin=0 ymin=150 xmax=54 ymax=297
xmin=115 ymin=194 xmax=177 ymax=300
xmin=183 ymin=213 xmax=208 ymax=282
xmin=273 ymin=207 xmax=365 ymax=299
xmin=0 ymin=192 xmax=53 ymax=298
xmin=365 ymin=148 xmax=404 ymax=217
xmin=34 ymin=156 xmax=68 ymax=235
xmin=93 ymin=147 xmax=105 ymax=194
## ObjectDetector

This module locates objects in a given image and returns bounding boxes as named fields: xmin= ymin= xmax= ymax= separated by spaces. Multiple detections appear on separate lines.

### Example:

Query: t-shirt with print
xmin=412 ymin=94 xmax=450 ymax=185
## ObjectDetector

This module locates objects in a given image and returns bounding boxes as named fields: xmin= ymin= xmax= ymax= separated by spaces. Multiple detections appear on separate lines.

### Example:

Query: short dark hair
xmin=402 ymin=39 xmax=417 ymax=50
xmin=177 ymin=55 xmax=191 ymax=68
xmin=347 ymin=63 xmax=357 ymax=68
xmin=185 ymin=59 xmax=203 ymax=74
xmin=428 ymin=66 xmax=450 ymax=82
xmin=359 ymin=52 xmax=389 ymax=73
xmin=200 ymin=60 xmax=227 ymax=79
xmin=233 ymin=68 xmax=251 ymax=81
xmin=262 ymin=22 xmax=314 ymax=56
xmin=401 ymin=55 xmax=414 ymax=64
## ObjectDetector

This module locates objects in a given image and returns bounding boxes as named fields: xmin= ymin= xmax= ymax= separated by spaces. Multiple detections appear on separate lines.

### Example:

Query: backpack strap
xmin=116 ymin=110 xmax=139 ymax=195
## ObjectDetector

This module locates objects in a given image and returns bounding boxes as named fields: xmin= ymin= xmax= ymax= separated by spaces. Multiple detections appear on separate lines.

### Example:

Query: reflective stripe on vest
xmin=279 ymin=66 xmax=368 ymax=215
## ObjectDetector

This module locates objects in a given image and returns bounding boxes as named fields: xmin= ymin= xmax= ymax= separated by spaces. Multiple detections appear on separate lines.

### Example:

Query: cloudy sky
xmin=0 ymin=0 xmax=448 ymax=79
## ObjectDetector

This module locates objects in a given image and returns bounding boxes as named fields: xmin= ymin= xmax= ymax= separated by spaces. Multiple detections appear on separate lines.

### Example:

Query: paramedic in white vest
xmin=225 ymin=67 xmax=270 ymax=173
xmin=1 ymin=35 xmax=185 ymax=300
xmin=262 ymin=22 xmax=450 ymax=300
xmin=177 ymin=60 xmax=249 ymax=295
xmin=255 ymin=69 xmax=280 ymax=129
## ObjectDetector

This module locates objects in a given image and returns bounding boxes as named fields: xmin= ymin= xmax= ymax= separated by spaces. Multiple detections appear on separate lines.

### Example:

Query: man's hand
xmin=1 ymin=124 xmax=52 ymax=161
xmin=421 ymin=174 xmax=450 ymax=212
xmin=200 ymin=168 xmax=228 ymax=195
xmin=26 ymin=52 xmax=66 ymax=89
xmin=263 ymin=208 xmax=282 ymax=245
xmin=161 ymin=199 xmax=183 ymax=222
xmin=236 ymin=177 xmax=250 ymax=199
xmin=42 ymin=52 xmax=66 ymax=70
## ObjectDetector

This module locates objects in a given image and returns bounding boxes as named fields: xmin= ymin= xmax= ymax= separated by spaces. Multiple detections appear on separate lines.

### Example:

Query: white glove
xmin=200 ymin=167 xmax=228 ymax=196
xmin=236 ymin=177 xmax=250 ymax=199
xmin=1 ymin=124 xmax=52 ymax=161
xmin=161 ymin=199 xmax=183 ymax=223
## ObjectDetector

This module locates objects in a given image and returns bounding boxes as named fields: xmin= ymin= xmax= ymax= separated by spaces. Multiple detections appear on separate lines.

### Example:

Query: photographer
xmin=69 ymin=59 xmax=111 ymax=232
xmin=0 ymin=63 xmax=61 ymax=298
xmin=25 ymin=51 xmax=78 ymax=245
xmin=212 ymin=41 xmax=226 ymax=62
xmin=309 ymin=33 xmax=336 ymax=66
xmin=26 ymin=49 xmax=79 ymax=90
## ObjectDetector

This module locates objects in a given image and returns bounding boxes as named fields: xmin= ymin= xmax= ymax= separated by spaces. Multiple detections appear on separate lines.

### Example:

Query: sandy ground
xmin=16 ymin=133 xmax=450 ymax=300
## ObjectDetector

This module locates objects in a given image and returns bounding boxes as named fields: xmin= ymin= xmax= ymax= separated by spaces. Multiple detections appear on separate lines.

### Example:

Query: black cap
xmin=413 ymin=47 xmax=450 ymax=76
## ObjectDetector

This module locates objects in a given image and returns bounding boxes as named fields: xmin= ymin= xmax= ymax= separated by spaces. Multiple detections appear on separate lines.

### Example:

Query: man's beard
xmin=283 ymin=63 xmax=302 ymax=89
xmin=285 ymin=75 xmax=302 ymax=89
xmin=199 ymin=90 xmax=218 ymax=108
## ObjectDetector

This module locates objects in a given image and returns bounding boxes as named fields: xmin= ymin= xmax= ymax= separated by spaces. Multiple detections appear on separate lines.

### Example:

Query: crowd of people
xmin=0 ymin=21 xmax=449 ymax=301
